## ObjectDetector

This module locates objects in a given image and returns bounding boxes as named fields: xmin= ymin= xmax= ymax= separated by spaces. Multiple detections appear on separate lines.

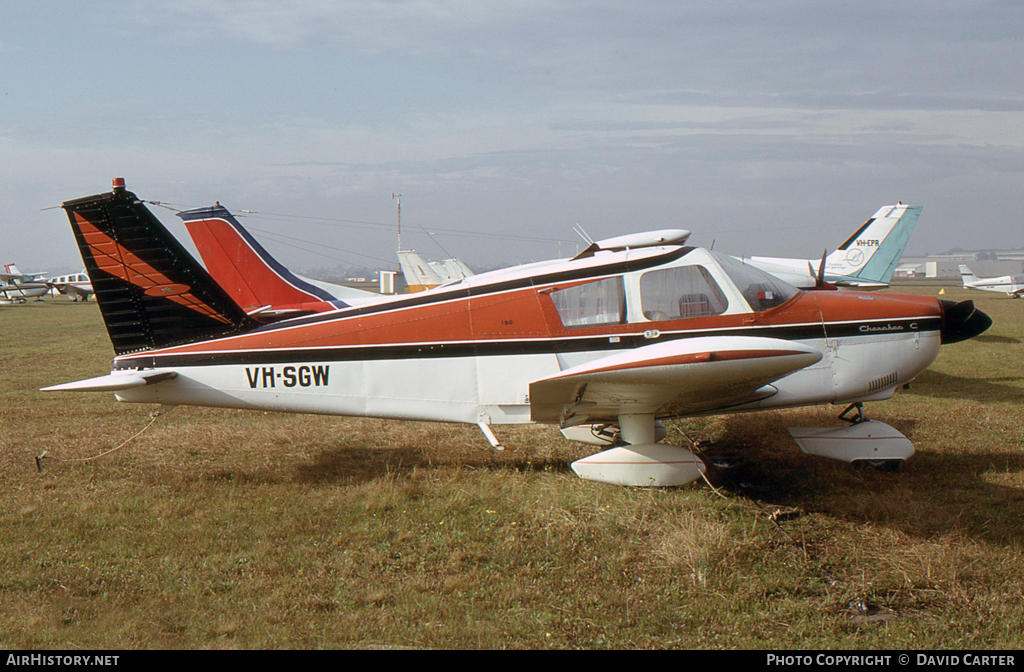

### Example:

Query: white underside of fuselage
xmin=113 ymin=329 xmax=941 ymax=427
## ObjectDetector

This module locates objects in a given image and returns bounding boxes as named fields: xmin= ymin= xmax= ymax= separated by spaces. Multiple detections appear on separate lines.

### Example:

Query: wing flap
xmin=530 ymin=336 xmax=822 ymax=425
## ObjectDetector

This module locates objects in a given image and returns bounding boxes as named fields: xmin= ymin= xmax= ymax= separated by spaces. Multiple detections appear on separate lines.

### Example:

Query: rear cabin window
xmin=550 ymin=277 xmax=626 ymax=329
xmin=639 ymin=266 xmax=728 ymax=321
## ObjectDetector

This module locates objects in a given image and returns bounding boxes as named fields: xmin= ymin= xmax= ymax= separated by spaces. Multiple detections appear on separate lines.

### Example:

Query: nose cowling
xmin=939 ymin=299 xmax=992 ymax=344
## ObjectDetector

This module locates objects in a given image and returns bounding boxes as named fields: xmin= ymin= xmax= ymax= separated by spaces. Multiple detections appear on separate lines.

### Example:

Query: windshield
xmin=710 ymin=251 xmax=800 ymax=312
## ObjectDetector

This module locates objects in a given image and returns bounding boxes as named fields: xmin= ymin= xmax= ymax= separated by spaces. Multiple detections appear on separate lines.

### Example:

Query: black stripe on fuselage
xmin=114 ymin=316 xmax=941 ymax=370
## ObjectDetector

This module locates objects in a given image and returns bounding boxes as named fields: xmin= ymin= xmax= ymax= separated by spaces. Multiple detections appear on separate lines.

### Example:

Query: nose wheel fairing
xmin=788 ymin=421 xmax=914 ymax=465
xmin=788 ymin=403 xmax=914 ymax=467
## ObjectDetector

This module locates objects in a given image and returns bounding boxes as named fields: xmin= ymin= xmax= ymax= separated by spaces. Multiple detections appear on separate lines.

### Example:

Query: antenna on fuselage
xmin=573 ymin=223 xmax=595 ymax=245
xmin=392 ymin=193 xmax=402 ymax=252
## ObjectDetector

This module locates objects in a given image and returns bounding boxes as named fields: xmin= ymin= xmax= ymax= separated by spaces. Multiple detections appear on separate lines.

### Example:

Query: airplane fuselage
xmin=109 ymin=246 xmax=944 ymax=427
xmin=965 ymin=276 xmax=1024 ymax=298
xmin=0 ymin=283 xmax=48 ymax=302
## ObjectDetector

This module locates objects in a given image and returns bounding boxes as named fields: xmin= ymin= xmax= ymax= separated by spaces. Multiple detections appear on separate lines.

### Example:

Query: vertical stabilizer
xmin=828 ymin=204 xmax=922 ymax=285
xmin=61 ymin=179 xmax=258 ymax=355
xmin=397 ymin=250 xmax=444 ymax=292
xmin=958 ymin=265 xmax=978 ymax=286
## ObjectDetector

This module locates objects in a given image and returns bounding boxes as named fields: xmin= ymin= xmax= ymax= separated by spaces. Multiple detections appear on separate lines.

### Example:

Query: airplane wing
xmin=529 ymin=336 xmax=823 ymax=426
xmin=49 ymin=282 xmax=90 ymax=299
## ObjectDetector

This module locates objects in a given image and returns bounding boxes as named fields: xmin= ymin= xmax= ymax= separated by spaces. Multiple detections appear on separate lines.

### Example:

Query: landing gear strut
xmin=838 ymin=402 xmax=865 ymax=424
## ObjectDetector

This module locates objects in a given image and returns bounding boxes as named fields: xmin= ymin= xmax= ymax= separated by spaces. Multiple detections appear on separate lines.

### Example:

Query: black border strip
xmin=114 ymin=317 xmax=941 ymax=369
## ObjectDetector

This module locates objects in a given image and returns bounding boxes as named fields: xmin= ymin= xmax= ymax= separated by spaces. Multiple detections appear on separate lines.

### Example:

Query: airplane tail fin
xmin=958 ymin=264 xmax=978 ymax=286
xmin=436 ymin=258 xmax=474 ymax=282
xmin=397 ymin=250 xmax=444 ymax=292
xmin=178 ymin=205 xmax=361 ymax=313
xmin=827 ymin=204 xmax=922 ymax=285
xmin=61 ymin=179 xmax=259 ymax=355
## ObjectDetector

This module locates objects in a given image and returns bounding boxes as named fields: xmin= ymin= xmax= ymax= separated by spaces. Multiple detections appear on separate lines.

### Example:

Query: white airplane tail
xmin=823 ymin=203 xmax=922 ymax=286
xmin=429 ymin=259 xmax=473 ymax=282
xmin=959 ymin=265 xmax=979 ymax=286
xmin=398 ymin=250 xmax=444 ymax=292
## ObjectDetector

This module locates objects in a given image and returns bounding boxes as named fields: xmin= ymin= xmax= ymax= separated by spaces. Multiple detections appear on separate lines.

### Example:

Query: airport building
xmin=894 ymin=250 xmax=1024 ymax=279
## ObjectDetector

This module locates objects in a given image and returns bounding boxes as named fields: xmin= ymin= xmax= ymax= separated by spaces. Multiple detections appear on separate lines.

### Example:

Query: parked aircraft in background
xmin=744 ymin=203 xmax=921 ymax=289
xmin=398 ymin=250 xmax=473 ymax=292
xmin=179 ymin=203 xmax=379 ymax=321
xmin=959 ymin=264 xmax=1024 ymax=298
xmin=45 ymin=180 xmax=991 ymax=488
xmin=48 ymin=271 xmax=94 ymax=301
xmin=1 ymin=264 xmax=49 ymax=303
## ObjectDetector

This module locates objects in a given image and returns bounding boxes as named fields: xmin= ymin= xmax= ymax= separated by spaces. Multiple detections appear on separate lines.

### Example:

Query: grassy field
xmin=2 ymin=284 xmax=1023 ymax=649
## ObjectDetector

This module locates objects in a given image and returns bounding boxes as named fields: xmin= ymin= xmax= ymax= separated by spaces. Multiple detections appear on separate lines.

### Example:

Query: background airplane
xmin=397 ymin=250 xmax=473 ymax=292
xmin=743 ymin=203 xmax=921 ymax=289
xmin=1 ymin=263 xmax=49 ymax=303
xmin=45 ymin=180 xmax=991 ymax=488
xmin=179 ymin=202 xmax=379 ymax=320
xmin=959 ymin=264 xmax=1024 ymax=298
xmin=48 ymin=270 xmax=94 ymax=301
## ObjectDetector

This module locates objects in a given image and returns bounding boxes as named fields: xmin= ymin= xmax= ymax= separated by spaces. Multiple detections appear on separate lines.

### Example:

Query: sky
xmin=2 ymin=1 xmax=1023 ymax=277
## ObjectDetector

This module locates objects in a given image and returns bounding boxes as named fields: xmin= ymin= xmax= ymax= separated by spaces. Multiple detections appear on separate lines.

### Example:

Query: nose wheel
xmin=788 ymin=403 xmax=914 ymax=469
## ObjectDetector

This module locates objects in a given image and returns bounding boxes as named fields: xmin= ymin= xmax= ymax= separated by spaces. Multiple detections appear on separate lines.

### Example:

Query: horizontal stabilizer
xmin=788 ymin=420 xmax=914 ymax=463
xmin=571 ymin=443 xmax=705 ymax=487
xmin=41 ymin=370 xmax=177 ymax=393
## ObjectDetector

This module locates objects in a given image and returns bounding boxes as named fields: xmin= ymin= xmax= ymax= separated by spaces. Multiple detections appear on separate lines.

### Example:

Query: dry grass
xmin=1 ymin=285 xmax=1023 ymax=649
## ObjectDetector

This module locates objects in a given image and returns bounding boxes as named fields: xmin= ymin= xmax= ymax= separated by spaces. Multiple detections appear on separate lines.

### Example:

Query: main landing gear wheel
xmin=570 ymin=413 xmax=707 ymax=487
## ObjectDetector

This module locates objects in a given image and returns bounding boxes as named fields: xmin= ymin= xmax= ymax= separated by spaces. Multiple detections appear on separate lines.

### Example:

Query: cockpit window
xmin=710 ymin=251 xmax=800 ymax=312
xmin=639 ymin=266 xmax=728 ymax=321
xmin=550 ymin=277 xmax=626 ymax=329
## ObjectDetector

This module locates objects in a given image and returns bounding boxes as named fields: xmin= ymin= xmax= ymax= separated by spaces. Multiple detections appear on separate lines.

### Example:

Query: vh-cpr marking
xmin=245 ymin=365 xmax=330 ymax=389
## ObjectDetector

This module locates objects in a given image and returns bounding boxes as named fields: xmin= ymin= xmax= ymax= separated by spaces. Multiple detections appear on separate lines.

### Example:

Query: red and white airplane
xmin=44 ymin=179 xmax=991 ymax=487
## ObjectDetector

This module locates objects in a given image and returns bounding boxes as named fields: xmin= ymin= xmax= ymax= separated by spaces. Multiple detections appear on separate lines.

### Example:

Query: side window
xmin=639 ymin=266 xmax=728 ymax=321
xmin=550 ymin=277 xmax=626 ymax=329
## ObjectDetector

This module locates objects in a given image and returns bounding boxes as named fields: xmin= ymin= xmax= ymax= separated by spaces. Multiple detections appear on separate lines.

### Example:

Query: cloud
xmin=4 ymin=1 xmax=1024 ymax=270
